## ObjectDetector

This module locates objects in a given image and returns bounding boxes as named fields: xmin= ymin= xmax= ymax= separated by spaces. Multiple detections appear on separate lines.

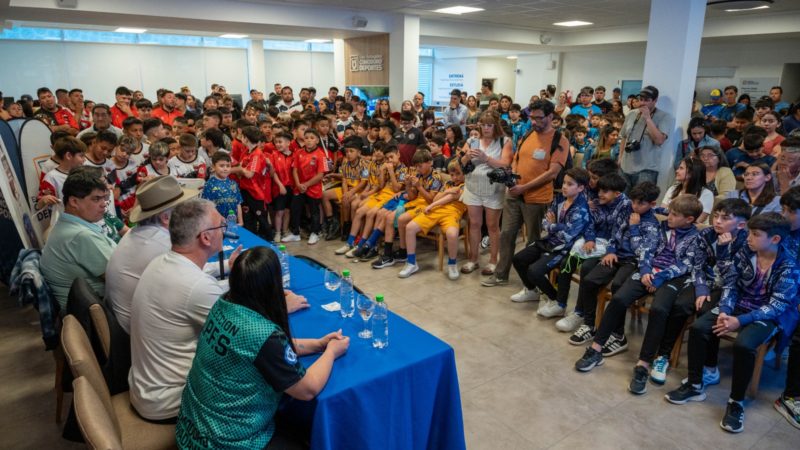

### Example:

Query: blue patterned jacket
xmin=695 ymin=227 xmax=749 ymax=296
xmin=616 ymin=209 xmax=659 ymax=261
xmin=584 ymin=194 xmax=632 ymax=253
xmin=542 ymin=192 xmax=591 ymax=269
xmin=631 ymin=221 xmax=705 ymax=290
xmin=782 ymin=228 xmax=800 ymax=262
xmin=720 ymin=244 xmax=799 ymax=350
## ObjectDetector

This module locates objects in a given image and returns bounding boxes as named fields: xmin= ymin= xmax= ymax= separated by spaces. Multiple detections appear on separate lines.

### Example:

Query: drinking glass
xmin=324 ymin=268 xmax=341 ymax=292
xmin=357 ymin=296 xmax=375 ymax=339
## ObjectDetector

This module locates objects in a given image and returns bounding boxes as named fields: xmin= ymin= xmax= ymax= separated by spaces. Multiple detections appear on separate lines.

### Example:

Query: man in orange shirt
xmin=483 ymin=100 xmax=570 ymax=288
xmin=110 ymin=86 xmax=138 ymax=129
xmin=151 ymin=89 xmax=183 ymax=127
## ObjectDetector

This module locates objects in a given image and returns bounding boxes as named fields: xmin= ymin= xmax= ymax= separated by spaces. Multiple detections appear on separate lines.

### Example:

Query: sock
xmin=366 ymin=229 xmax=383 ymax=248
xmin=384 ymin=242 xmax=393 ymax=257
xmin=396 ymin=247 xmax=407 ymax=257
xmin=448 ymin=257 xmax=457 ymax=265
xmin=407 ymin=254 xmax=417 ymax=265
xmin=347 ymin=235 xmax=356 ymax=246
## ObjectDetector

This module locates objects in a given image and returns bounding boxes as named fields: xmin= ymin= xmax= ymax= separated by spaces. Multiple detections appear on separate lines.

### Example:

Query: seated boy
xmin=552 ymin=172 xmax=631 ymax=327
xmin=509 ymin=168 xmax=591 ymax=308
xmin=322 ymin=136 xmax=368 ymax=240
xmin=629 ymin=199 xmax=750 ymax=394
xmin=666 ymin=213 xmax=798 ymax=434
xmin=334 ymin=142 xmax=386 ymax=251
xmin=728 ymin=132 xmax=775 ymax=179
xmin=575 ymin=194 xmax=704 ymax=372
xmin=776 ymin=187 xmax=800 ymax=428
xmin=585 ymin=158 xmax=619 ymax=205
xmin=565 ymin=181 xmax=660 ymax=346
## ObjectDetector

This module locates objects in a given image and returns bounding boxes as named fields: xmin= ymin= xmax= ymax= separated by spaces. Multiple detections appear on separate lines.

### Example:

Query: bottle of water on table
xmin=225 ymin=209 xmax=239 ymax=243
xmin=278 ymin=244 xmax=290 ymax=289
xmin=340 ymin=270 xmax=354 ymax=318
xmin=372 ymin=295 xmax=388 ymax=349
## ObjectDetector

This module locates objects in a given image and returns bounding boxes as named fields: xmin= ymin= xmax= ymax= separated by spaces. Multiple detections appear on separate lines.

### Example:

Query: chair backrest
xmin=61 ymin=315 xmax=121 ymax=435
xmin=72 ymin=376 xmax=124 ymax=450
xmin=89 ymin=304 xmax=111 ymax=361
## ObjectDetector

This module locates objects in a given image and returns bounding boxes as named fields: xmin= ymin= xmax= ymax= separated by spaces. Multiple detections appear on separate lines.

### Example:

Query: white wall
xmin=263 ymin=50 xmax=335 ymax=93
xmin=0 ymin=40 xmax=249 ymax=103
xmin=559 ymin=46 xmax=646 ymax=97
xmin=514 ymin=53 xmax=560 ymax=102
xmin=476 ymin=57 xmax=516 ymax=98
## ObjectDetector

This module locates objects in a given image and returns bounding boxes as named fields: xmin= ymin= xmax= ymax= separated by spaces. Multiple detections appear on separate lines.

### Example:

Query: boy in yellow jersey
xmin=397 ymin=160 xmax=467 ymax=279
xmin=372 ymin=149 xmax=444 ymax=268
xmin=322 ymin=136 xmax=368 ymax=240
xmin=335 ymin=141 xmax=386 ymax=253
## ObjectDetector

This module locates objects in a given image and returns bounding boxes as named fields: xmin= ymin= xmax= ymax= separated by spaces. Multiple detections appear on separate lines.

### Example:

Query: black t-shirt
xmin=593 ymin=100 xmax=612 ymax=114
xmin=254 ymin=331 xmax=305 ymax=393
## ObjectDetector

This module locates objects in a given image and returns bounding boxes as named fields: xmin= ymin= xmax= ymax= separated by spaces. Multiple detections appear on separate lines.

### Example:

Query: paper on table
xmin=223 ymin=245 xmax=236 ymax=251
xmin=321 ymin=302 xmax=341 ymax=312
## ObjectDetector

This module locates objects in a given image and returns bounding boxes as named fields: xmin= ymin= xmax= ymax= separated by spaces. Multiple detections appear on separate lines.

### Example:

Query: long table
xmin=223 ymin=229 xmax=466 ymax=450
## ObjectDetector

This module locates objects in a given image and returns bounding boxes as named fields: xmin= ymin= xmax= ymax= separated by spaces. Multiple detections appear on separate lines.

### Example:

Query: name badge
xmin=533 ymin=149 xmax=546 ymax=160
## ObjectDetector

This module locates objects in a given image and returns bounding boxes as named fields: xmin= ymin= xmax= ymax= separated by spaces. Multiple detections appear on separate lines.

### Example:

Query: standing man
xmin=478 ymin=80 xmax=499 ymax=111
xmin=483 ymin=100 xmax=569 ymax=288
xmin=151 ymin=89 xmax=183 ymax=127
xmin=442 ymin=89 xmax=468 ymax=136
xmin=770 ymin=86 xmax=791 ymax=113
xmin=268 ymin=83 xmax=282 ymax=106
xmin=77 ymin=104 xmax=123 ymax=139
xmin=618 ymin=85 xmax=673 ymax=187
xmin=413 ymin=92 xmax=426 ymax=121
xmin=277 ymin=86 xmax=302 ymax=113
xmin=720 ymin=85 xmax=746 ymax=124
xmin=592 ymin=86 xmax=612 ymax=114
xmin=571 ymin=87 xmax=602 ymax=118
xmin=34 ymin=87 xmax=79 ymax=135
xmin=110 ymin=86 xmax=138 ymax=129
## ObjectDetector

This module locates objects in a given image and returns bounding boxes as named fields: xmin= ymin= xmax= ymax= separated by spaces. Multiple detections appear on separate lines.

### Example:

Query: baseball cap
xmin=710 ymin=89 xmax=722 ymax=99
xmin=639 ymin=86 xmax=659 ymax=100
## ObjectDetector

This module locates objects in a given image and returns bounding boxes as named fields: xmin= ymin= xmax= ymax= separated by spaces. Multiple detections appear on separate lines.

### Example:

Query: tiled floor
xmin=0 ymin=237 xmax=795 ymax=449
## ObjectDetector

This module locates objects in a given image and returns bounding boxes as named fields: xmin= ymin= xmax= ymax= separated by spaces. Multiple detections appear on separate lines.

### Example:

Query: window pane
xmin=0 ymin=27 xmax=63 ymax=41
xmin=63 ymin=29 xmax=137 ymax=44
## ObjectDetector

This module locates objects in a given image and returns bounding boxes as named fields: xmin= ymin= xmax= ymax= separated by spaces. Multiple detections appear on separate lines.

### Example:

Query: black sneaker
xmin=393 ymin=249 xmax=407 ymax=262
xmin=568 ymin=325 xmax=595 ymax=346
xmin=575 ymin=347 xmax=604 ymax=372
xmin=628 ymin=365 xmax=649 ymax=395
xmin=371 ymin=255 xmax=396 ymax=269
xmin=352 ymin=244 xmax=369 ymax=258
xmin=665 ymin=381 xmax=706 ymax=405
xmin=720 ymin=400 xmax=745 ymax=433
xmin=359 ymin=247 xmax=379 ymax=261
xmin=326 ymin=220 xmax=341 ymax=240
xmin=602 ymin=334 xmax=628 ymax=357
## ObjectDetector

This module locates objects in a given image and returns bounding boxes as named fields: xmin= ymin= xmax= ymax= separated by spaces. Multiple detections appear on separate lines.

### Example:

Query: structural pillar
xmin=389 ymin=14 xmax=419 ymax=109
xmin=247 ymin=39 xmax=266 ymax=94
xmin=333 ymin=38 xmax=346 ymax=90
xmin=641 ymin=0 xmax=707 ymax=190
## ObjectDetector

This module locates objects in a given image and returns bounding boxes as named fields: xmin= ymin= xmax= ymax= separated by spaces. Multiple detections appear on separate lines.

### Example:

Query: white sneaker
xmin=650 ymin=356 xmax=670 ymax=385
xmin=555 ymin=312 xmax=583 ymax=332
xmin=335 ymin=244 xmax=352 ymax=255
xmin=308 ymin=233 xmax=320 ymax=245
xmin=281 ymin=233 xmax=301 ymax=243
xmin=447 ymin=264 xmax=460 ymax=280
xmin=510 ymin=288 xmax=540 ymax=303
xmin=398 ymin=263 xmax=419 ymax=278
xmin=273 ymin=232 xmax=282 ymax=243
xmin=538 ymin=300 xmax=566 ymax=318
xmin=345 ymin=247 xmax=359 ymax=258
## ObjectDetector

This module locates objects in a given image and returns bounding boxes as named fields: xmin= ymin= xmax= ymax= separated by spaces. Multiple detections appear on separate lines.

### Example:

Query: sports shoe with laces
xmin=649 ymin=356 xmax=669 ymax=385
xmin=538 ymin=300 xmax=566 ymax=318
xmin=510 ymin=287 xmax=539 ymax=303
xmin=448 ymin=264 xmax=459 ymax=280
xmin=703 ymin=366 xmax=720 ymax=386
xmin=345 ymin=246 xmax=361 ymax=258
xmin=307 ymin=233 xmax=320 ymax=245
xmin=774 ymin=396 xmax=800 ymax=430
xmin=480 ymin=235 xmax=490 ymax=249
xmin=601 ymin=334 xmax=628 ymax=356
xmin=359 ymin=247 xmax=379 ymax=261
xmin=398 ymin=263 xmax=419 ymax=278
xmin=629 ymin=365 xmax=649 ymax=395
xmin=281 ymin=233 xmax=301 ymax=243
xmin=555 ymin=312 xmax=583 ymax=332
xmin=392 ymin=249 xmax=407 ymax=262
xmin=720 ymin=400 xmax=745 ymax=433
xmin=569 ymin=324 xmax=595 ymax=345
xmin=335 ymin=244 xmax=353 ymax=255
xmin=665 ymin=381 xmax=706 ymax=404
xmin=480 ymin=274 xmax=508 ymax=287
xmin=371 ymin=255 xmax=395 ymax=269
xmin=575 ymin=346 xmax=604 ymax=372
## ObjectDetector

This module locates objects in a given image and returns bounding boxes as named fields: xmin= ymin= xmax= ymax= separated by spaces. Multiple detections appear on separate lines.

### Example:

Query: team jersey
xmin=84 ymin=157 xmax=116 ymax=176
xmin=292 ymin=147 xmax=327 ymax=199
xmin=34 ymin=105 xmax=78 ymax=130
xmin=339 ymin=158 xmax=369 ymax=188
xmin=38 ymin=168 xmax=69 ymax=202
xmin=367 ymin=159 xmax=383 ymax=188
xmin=110 ymin=104 xmax=138 ymax=129
xmin=107 ymin=159 xmax=140 ymax=214
xmin=202 ymin=176 xmax=243 ymax=218
xmin=271 ymin=150 xmax=294 ymax=197
xmin=168 ymin=155 xmax=207 ymax=179
xmin=238 ymin=147 xmax=271 ymax=202
xmin=136 ymin=163 xmax=171 ymax=183
xmin=128 ymin=144 xmax=147 ymax=167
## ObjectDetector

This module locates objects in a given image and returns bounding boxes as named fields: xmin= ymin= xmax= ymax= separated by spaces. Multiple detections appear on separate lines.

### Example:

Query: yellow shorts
xmin=411 ymin=204 xmax=466 ymax=235
xmin=402 ymin=197 xmax=428 ymax=215
xmin=364 ymin=189 xmax=395 ymax=209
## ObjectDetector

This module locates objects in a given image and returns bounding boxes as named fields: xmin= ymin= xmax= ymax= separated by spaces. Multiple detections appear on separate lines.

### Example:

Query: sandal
xmin=480 ymin=264 xmax=496 ymax=276
xmin=460 ymin=261 xmax=479 ymax=274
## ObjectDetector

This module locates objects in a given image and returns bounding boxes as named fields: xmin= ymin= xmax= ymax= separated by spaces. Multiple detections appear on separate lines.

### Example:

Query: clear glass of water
xmin=357 ymin=295 xmax=375 ymax=339
xmin=324 ymin=268 xmax=341 ymax=306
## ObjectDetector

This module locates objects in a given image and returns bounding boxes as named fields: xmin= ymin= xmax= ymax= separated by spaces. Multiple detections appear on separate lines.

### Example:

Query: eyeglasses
xmin=530 ymin=115 xmax=546 ymax=122
xmin=197 ymin=223 xmax=227 ymax=238
xmin=700 ymin=153 xmax=718 ymax=160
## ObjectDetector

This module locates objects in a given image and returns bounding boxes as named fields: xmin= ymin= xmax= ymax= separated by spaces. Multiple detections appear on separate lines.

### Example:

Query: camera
xmin=624 ymin=140 xmax=641 ymax=153
xmin=487 ymin=167 xmax=520 ymax=187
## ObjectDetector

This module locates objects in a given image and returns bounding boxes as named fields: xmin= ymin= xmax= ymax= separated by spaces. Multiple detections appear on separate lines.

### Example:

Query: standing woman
xmin=459 ymin=111 xmax=512 ymax=274
xmin=761 ymin=110 xmax=785 ymax=156
xmin=726 ymin=162 xmax=781 ymax=215
xmin=372 ymin=99 xmax=391 ymax=121
xmin=177 ymin=246 xmax=349 ymax=449
xmin=698 ymin=146 xmax=735 ymax=204
xmin=465 ymin=95 xmax=481 ymax=130
xmin=662 ymin=157 xmax=714 ymax=223
xmin=555 ymin=92 xmax=571 ymax=118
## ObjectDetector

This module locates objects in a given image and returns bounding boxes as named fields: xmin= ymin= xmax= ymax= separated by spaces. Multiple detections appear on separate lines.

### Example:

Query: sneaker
xmin=601 ymin=334 xmax=628 ymax=357
xmin=460 ymin=261 xmax=479 ymax=274
xmin=345 ymin=246 xmax=361 ymax=258
xmin=371 ymin=255 xmax=395 ymax=269
xmin=575 ymin=347 xmax=604 ymax=372
xmin=629 ymin=365 xmax=649 ymax=395
xmin=281 ymin=233 xmax=301 ymax=243
xmin=398 ymin=263 xmax=419 ymax=278
xmin=335 ymin=244 xmax=353 ymax=255
xmin=326 ymin=221 xmax=340 ymax=240
xmin=510 ymin=288 xmax=540 ymax=303
xmin=538 ymin=300 xmax=566 ymax=318
xmin=665 ymin=381 xmax=706 ymax=405
xmin=649 ymin=356 xmax=670 ymax=385
xmin=774 ymin=396 xmax=800 ymax=430
xmin=481 ymin=274 xmax=508 ymax=287
xmin=447 ymin=264 xmax=460 ymax=280
xmin=359 ymin=247 xmax=379 ymax=261
xmin=480 ymin=264 xmax=496 ymax=276
xmin=569 ymin=325 xmax=595 ymax=345
xmin=480 ymin=235 xmax=490 ymax=249
xmin=274 ymin=232 xmax=282 ymax=243
xmin=308 ymin=233 xmax=320 ymax=245
xmin=720 ymin=400 xmax=745 ymax=433
xmin=555 ymin=312 xmax=583 ymax=332
xmin=392 ymin=249 xmax=407 ymax=262
xmin=703 ymin=366 xmax=720 ymax=386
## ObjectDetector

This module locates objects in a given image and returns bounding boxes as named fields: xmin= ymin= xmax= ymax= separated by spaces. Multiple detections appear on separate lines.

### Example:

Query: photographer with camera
xmin=459 ymin=111 xmax=513 ymax=275
xmin=619 ymin=85 xmax=673 ymax=187
xmin=483 ymin=100 xmax=571 ymax=288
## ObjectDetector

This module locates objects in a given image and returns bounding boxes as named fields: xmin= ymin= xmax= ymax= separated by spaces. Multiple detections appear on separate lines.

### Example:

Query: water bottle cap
xmin=342 ymin=269 xmax=350 ymax=277
xmin=375 ymin=294 xmax=384 ymax=302
xmin=278 ymin=244 xmax=286 ymax=251
xmin=228 ymin=209 xmax=235 ymax=214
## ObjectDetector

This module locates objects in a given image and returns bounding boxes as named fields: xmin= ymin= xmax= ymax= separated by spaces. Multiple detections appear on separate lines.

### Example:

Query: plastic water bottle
xmin=226 ymin=209 xmax=239 ymax=243
xmin=340 ymin=270 xmax=354 ymax=318
xmin=372 ymin=295 xmax=388 ymax=349
xmin=278 ymin=244 xmax=291 ymax=289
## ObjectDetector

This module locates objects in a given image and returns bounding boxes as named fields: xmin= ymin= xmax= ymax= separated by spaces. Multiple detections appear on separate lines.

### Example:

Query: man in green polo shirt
xmin=41 ymin=166 xmax=116 ymax=309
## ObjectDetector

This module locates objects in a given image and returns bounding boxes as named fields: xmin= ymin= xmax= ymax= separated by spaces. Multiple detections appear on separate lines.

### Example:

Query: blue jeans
xmin=623 ymin=169 xmax=659 ymax=190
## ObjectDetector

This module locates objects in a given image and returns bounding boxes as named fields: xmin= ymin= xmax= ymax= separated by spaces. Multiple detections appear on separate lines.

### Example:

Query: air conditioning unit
xmin=352 ymin=16 xmax=368 ymax=28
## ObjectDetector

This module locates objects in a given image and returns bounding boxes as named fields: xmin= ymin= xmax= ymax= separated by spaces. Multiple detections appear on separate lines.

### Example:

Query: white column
xmin=389 ymin=14 xmax=420 ymax=109
xmin=247 ymin=39 xmax=266 ymax=94
xmin=641 ymin=0 xmax=707 ymax=189
xmin=333 ymin=39 xmax=346 ymax=91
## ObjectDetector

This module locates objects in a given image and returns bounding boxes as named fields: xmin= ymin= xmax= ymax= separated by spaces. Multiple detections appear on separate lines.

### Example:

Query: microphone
xmin=218 ymin=250 xmax=226 ymax=280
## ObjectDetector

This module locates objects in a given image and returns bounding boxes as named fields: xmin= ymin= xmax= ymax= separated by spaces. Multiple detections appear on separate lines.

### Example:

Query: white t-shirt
xmin=168 ymin=154 xmax=207 ymax=179
xmin=84 ymin=157 xmax=116 ymax=176
xmin=128 ymin=251 xmax=225 ymax=420
xmin=662 ymin=185 xmax=714 ymax=220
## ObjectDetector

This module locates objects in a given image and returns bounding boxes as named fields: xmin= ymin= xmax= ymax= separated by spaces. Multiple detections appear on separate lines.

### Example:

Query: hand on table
xmin=320 ymin=329 xmax=350 ymax=358
xmin=285 ymin=290 xmax=310 ymax=313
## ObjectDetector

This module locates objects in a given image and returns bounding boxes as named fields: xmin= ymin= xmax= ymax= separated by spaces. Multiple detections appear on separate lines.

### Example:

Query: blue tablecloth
xmin=221 ymin=230 xmax=466 ymax=450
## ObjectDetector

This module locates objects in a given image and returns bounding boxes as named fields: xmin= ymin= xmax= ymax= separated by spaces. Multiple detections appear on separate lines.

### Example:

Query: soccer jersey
xmin=84 ymin=157 xmax=115 ymax=176
xmin=293 ymin=147 xmax=327 ymax=199
xmin=339 ymin=158 xmax=368 ymax=188
xmin=129 ymin=145 xmax=147 ymax=167
xmin=136 ymin=164 xmax=171 ymax=184
xmin=238 ymin=148 xmax=270 ymax=202
xmin=34 ymin=105 xmax=79 ymax=130
xmin=168 ymin=155 xmax=207 ymax=179
xmin=202 ymin=176 xmax=243 ymax=218
xmin=108 ymin=159 xmax=140 ymax=214
xmin=271 ymin=150 xmax=294 ymax=198
xmin=38 ymin=168 xmax=69 ymax=202
xmin=367 ymin=159 xmax=383 ymax=188
xmin=110 ymin=104 xmax=138 ymax=129
xmin=404 ymin=170 xmax=445 ymax=212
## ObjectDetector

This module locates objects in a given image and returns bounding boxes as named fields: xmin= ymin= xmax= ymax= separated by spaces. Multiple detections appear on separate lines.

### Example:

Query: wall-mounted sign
xmin=350 ymin=54 xmax=384 ymax=72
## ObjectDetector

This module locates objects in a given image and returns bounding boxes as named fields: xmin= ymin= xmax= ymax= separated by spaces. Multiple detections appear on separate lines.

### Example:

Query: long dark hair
xmin=740 ymin=162 xmax=778 ymax=208
xmin=225 ymin=246 xmax=294 ymax=351
xmin=671 ymin=156 xmax=707 ymax=200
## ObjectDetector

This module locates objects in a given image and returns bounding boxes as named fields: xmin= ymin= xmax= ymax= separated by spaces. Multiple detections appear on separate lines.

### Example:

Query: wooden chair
xmin=89 ymin=304 xmax=111 ymax=361
xmin=419 ymin=218 xmax=471 ymax=271
xmin=61 ymin=315 xmax=176 ymax=449
xmin=73 ymin=376 xmax=124 ymax=450
xmin=720 ymin=332 xmax=780 ymax=399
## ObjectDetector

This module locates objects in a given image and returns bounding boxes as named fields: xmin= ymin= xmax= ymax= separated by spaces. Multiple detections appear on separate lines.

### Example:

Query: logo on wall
xmin=350 ymin=55 xmax=359 ymax=72
xmin=349 ymin=54 xmax=383 ymax=72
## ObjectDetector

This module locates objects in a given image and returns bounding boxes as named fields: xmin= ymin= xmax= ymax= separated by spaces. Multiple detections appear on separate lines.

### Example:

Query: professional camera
xmin=624 ymin=140 xmax=641 ymax=153
xmin=487 ymin=167 xmax=520 ymax=187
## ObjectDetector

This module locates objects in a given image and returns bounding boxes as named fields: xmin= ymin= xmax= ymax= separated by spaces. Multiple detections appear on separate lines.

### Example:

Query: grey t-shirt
xmin=620 ymin=108 xmax=674 ymax=173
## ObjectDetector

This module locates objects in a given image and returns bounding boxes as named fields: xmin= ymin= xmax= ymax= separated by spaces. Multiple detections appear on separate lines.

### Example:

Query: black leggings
xmin=511 ymin=242 xmax=558 ymax=299
xmin=290 ymin=194 xmax=321 ymax=235
xmin=242 ymin=190 xmax=273 ymax=240
xmin=574 ymin=258 xmax=636 ymax=328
